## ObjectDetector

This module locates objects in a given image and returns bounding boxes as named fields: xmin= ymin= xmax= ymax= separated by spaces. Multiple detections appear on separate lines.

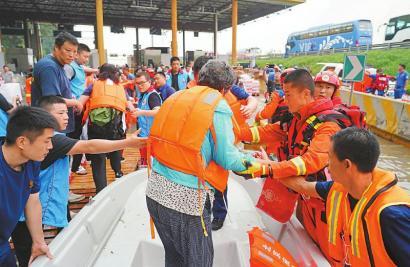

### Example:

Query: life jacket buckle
xmin=341 ymin=232 xmax=351 ymax=267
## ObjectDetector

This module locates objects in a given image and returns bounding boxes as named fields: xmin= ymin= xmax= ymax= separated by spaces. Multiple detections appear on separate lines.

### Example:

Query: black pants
xmin=88 ymin=151 xmax=121 ymax=194
xmin=67 ymin=112 xmax=84 ymax=173
xmin=11 ymin=222 xmax=64 ymax=267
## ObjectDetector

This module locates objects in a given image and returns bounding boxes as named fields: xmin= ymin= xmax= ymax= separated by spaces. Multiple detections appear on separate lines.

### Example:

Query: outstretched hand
xmin=130 ymin=129 xmax=147 ymax=148
xmin=240 ymin=105 xmax=254 ymax=119
xmin=29 ymin=242 xmax=53 ymax=265
xmin=234 ymin=158 xmax=272 ymax=180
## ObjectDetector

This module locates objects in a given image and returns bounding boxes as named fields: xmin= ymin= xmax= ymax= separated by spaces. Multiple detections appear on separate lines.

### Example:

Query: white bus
xmin=385 ymin=14 xmax=410 ymax=43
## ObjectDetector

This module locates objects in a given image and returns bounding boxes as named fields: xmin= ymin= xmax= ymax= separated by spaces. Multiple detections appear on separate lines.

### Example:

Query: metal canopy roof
xmin=0 ymin=0 xmax=304 ymax=32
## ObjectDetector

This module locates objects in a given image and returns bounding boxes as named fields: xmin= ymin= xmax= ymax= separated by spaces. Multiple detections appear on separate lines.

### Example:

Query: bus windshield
xmin=385 ymin=15 xmax=410 ymax=41
xmin=358 ymin=20 xmax=372 ymax=36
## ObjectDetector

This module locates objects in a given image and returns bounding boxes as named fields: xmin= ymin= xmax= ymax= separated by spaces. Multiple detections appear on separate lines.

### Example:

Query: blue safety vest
xmin=19 ymin=132 xmax=70 ymax=227
xmin=69 ymin=61 xmax=86 ymax=99
xmin=166 ymin=71 xmax=189 ymax=91
xmin=0 ymin=109 xmax=8 ymax=138
xmin=137 ymin=90 xmax=161 ymax=137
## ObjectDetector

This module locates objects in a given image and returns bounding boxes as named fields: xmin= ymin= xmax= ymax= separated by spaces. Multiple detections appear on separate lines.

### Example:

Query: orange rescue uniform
xmin=326 ymin=169 xmax=410 ymax=267
xmin=25 ymin=77 xmax=33 ymax=105
xmin=240 ymin=98 xmax=342 ymax=260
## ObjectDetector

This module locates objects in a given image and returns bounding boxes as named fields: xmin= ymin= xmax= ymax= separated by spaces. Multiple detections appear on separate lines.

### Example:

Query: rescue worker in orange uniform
xmin=25 ymin=74 xmax=33 ymax=106
xmin=277 ymin=127 xmax=410 ymax=267
xmin=353 ymin=71 xmax=373 ymax=92
xmin=255 ymin=68 xmax=295 ymax=123
xmin=188 ymin=55 xmax=258 ymax=230
xmin=146 ymin=60 xmax=270 ymax=266
xmin=237 ymin=69 xmax=345 ymax=260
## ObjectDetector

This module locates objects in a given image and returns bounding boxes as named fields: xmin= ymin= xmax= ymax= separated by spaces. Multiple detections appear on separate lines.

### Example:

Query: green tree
xmin=39 ymin=23 xmax=57 ymax=56
xmin=1 ymin=35 xmax=24 ymax=49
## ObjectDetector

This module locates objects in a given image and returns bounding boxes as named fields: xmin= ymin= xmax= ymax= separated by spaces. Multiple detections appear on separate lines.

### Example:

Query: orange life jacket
xmin=353 ymin=73 xmax=372 ymax=92
xmin=187 ymin=79 xmax=197 ymax=89
xmin=25 ymin=77 xmax=32 ymax=105
xmin=148 ymin=86 xmax=229 ymax=193
xmin=282 ymin=99 xmax=348 ymax=260
xmin=326 ymin=169 xmax=410 ymax=267
xmin=85 ymin=74 xmax=95 ymax=88
xmin=89 ymin=80 xmax=127 ymax=112
xmin=187 ymin=80 xmax=248 ymax=143
xmin=248 ymin=227 xmax=298 ymax=267
xmin=223 ymin=90 xmax=247 ymax=143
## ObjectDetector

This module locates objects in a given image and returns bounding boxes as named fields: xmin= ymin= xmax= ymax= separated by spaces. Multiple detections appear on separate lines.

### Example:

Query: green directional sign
xmin=343 ymin=55 xmax=367 ymax=82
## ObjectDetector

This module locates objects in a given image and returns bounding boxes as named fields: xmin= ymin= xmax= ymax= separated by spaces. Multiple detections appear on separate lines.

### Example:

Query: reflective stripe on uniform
xmin=306 ymin=115 xmax=317 ymax=124
xmin=328 ymin=191 xmax=343 ymax=245
xmin=250 ymin=126 xmax=260 ymax=143
xmin=290 ymin=156 xmax=307 ymax=176
xmin=351 ymin=197 xmax=367 ymax=257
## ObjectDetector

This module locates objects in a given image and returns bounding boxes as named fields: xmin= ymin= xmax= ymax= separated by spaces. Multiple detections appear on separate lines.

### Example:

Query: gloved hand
xmin=235 ymin=160 xmax=273 ymax=179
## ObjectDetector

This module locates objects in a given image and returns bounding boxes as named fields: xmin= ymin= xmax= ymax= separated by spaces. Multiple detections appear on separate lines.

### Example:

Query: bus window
xmin=359 ymin=21 xmax=372 ymax=31
xmin=385 ymin=22 xmax=396 ymax=40
xmin=396 ymin=18 xmax=410 ymax=30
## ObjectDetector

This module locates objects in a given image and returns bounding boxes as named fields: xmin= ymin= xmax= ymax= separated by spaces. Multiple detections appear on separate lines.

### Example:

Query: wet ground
xmin=377 ymin=136 xmax=410 ymax=182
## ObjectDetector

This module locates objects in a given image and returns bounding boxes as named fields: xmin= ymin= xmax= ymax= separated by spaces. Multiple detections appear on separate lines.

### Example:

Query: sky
xmin=75 ymin=0 xmax=410 ymax=58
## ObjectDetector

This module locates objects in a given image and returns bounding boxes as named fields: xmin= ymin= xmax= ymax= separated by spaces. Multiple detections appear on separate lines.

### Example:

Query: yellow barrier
xmin=340 ymin=89 xmax=410 ymax=142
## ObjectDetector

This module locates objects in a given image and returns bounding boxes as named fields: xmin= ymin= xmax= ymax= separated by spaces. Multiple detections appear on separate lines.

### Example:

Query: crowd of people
xmin=0 ymin=31 xmax=409 ymax=267
xmin=352 ymin=64 xmax=409 ymax=99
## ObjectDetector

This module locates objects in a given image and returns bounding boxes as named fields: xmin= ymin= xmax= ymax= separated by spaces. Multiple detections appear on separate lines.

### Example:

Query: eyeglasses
xmin=135 ymin=80 xmax=148 ymax=86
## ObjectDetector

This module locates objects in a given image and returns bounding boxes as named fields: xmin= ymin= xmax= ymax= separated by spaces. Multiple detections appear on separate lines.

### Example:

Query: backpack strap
xmin=297 ymin=111 xmax=349 ymax=152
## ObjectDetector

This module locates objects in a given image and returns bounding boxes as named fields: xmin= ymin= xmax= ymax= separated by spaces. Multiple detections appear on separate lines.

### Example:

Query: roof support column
xmin=231 ymin=0 xmax=238 ymax=65
xmin=95 ymin=0 xmax=105 ymax=65
xmin=214 ymin=13 xmax=218 ymax=58
xmin=135 ymin=27 xmax=140 ymax=65
xmin=33 ymin=22 xmax=42 ymax=60
xmin=24 ymin=20 xmax=31 ymax=48
xmin=171 ymin=0 xmax=178 ymax=57
xmin=0 ymin=30 xmax=2 ymax=52
xmin=182 ymin=29 xmax=185 ymax=65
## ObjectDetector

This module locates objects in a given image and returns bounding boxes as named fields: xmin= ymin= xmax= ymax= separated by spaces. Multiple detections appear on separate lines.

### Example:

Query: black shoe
xmin=115 ymin=171 xmax=124 ymax=178
xmin=211 ymin=218 xmax=225 ymax=231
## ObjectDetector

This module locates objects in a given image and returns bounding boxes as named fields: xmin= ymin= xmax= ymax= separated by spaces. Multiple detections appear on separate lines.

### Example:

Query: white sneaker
xmin=75 ymin=166 xmax=88 ymax=175
xmin=68 ymin=191 xmax=85 ymax=203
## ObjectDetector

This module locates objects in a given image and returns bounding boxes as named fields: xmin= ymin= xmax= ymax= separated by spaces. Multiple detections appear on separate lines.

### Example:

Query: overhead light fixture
xmin=130 ymin=0 xmax=159 ymax=11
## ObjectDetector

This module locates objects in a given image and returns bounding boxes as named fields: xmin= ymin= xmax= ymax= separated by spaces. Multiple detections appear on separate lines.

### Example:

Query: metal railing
xmin=258 ymin=41 xmax=410 ymax=59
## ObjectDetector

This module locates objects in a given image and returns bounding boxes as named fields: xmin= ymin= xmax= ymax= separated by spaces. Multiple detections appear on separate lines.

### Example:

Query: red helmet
xmin=314 ymin=71 xmax=340 ymax=89
xmin=280 ymin=68 xmax=296 ymax=86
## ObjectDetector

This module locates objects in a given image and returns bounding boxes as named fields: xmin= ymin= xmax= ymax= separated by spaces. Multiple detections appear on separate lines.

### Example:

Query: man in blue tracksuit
xmin=154 ymin=72 xmax=175 ymax=102
xmin=395 ymin=64 xmax=409 ymax=99
xmin=166 ymin=56 xmax=189 ymax=91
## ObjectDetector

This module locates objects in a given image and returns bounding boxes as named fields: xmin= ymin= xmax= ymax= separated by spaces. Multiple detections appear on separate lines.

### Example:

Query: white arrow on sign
xmin=345 ymin=55 xmax=363 ymax=80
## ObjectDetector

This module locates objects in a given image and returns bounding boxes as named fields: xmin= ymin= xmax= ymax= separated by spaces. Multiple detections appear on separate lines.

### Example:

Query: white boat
xmin=32 ymin=171 xmax=330 ymax=267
